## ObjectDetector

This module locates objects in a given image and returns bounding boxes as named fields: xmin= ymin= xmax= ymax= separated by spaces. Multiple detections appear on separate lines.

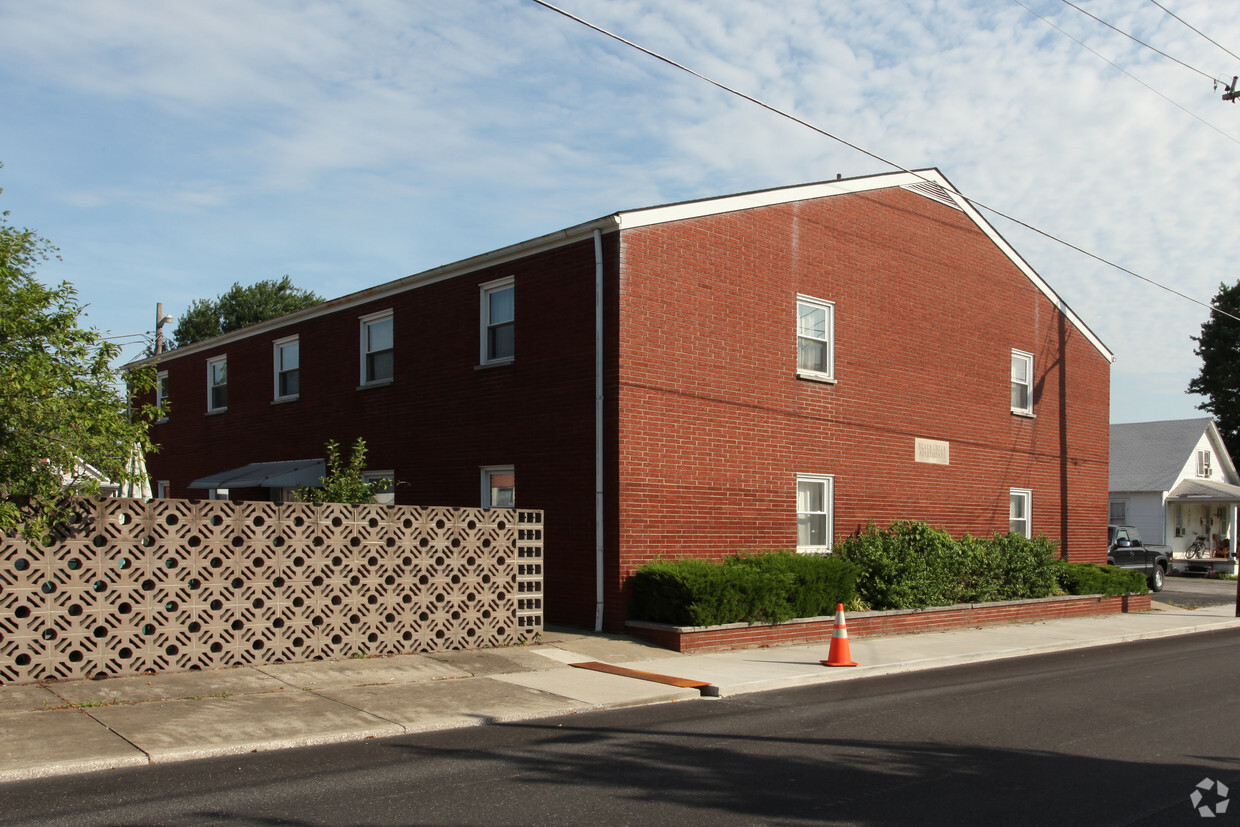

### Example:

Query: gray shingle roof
xmin=1109 ymin=418 xmax=1213 ymax=492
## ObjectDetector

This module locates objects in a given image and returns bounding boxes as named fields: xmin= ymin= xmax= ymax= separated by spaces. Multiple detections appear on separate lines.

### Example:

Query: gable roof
xmin=127 ymin=168 xmax=1113 ymax=367
xmin=1110 ymin=418 xmax=1214 ymax=492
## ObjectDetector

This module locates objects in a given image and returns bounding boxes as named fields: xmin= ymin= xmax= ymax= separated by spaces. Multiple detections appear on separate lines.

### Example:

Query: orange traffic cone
xmin=820 ymin=603 xmax=859 ymax=667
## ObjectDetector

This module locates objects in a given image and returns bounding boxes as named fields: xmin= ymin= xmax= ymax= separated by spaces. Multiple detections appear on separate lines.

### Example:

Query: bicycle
xmin=1184 ymin=535 xmax=1208 ymax=559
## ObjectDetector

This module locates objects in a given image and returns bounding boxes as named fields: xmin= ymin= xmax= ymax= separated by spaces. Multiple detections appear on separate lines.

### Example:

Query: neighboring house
xmin=130 ymin=169 xmax=1114 ymax=630
xmin=1110 ymin=418 xmax=1240 ymax=560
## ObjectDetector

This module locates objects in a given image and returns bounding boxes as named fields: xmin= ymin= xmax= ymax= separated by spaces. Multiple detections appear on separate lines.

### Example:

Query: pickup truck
xmin=1107 ymin=525 xmax=1170 ymax=592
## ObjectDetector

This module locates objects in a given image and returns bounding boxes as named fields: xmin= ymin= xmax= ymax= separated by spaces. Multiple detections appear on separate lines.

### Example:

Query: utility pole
xmin=154 ymin=303 xmax=173 ymax=355
xmin=1223 ymin=76 xmax=1239 ymax=102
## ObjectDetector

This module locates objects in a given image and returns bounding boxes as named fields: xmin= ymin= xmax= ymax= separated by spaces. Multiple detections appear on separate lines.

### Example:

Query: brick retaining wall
xmin=625 ymin=593 xmax=1151 ymax=653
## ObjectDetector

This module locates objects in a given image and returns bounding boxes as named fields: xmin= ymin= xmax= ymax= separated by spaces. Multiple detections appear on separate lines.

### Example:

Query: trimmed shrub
xmin=834 ymin=521 xmax=1061 ymax=610
xmin=629 ymin=552 xmax=859 ymax=627
xmin=1056 ymin=562 xmax=1148 ymax=596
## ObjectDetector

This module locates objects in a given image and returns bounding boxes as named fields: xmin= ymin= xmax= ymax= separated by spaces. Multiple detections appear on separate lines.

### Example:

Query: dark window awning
xmin=189 ymin=459 xmax=325 ymax=490
xmin=1167 ymin=478 xmax=1240 ymax=504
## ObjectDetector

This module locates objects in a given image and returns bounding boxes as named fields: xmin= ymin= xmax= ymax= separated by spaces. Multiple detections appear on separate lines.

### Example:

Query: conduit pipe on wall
xmin=593 ymin=229 xmax=605 ymax=631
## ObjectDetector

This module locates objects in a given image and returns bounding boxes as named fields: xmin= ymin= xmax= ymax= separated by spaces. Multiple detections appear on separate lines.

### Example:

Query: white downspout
xmin=593 ymin=228 xmax=605 ymax=631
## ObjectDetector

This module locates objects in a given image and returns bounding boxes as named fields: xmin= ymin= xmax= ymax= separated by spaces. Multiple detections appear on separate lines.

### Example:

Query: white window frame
xmin=1108 ymin=500 xmax=1127 ymax=524
xmin=1197 ymin=450 xmax=1212 ymax=478
xmin=359 ymin=310 xmax=394 ymax=386
xmin=1011 ymin=349 xmax=1034 ymax=416
xmin=209 ymin=488 xmax=230 ymax=501
xmin=481 ymin=465 xmax=515 ymax=508
xmin=206 ymin=356 xmax=228 ymax=413
xmin=1010 ymin=488 xmax=1032 ymax=538
xmin=480 ymin=277 xmax=515 ymax=365
xmin=155 ymin=370 xmax=169 ymax=422
xmin=362 ymin=470 xmax=395 ymax=506
xmin=796 ymin=473 xmax=834 ymax=553
xmin=796 ymin=295 xmax=835 ymax=382
xmin=156 ymin=480 xmax=170 ymax=499
xmin=273 ymin=335 xmax=300 ymax=401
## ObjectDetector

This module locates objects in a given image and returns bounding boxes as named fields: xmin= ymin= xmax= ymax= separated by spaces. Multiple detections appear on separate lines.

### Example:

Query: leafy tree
xmin=1187 ymin=281 xmax=1240 ymax=460
xmin=0 ymin=182 xmax=162 ymax=537
xmin=294 ymin=437 xmax=394 ymax=504
xmin=169 ymin=275 xmax=323 ymax=348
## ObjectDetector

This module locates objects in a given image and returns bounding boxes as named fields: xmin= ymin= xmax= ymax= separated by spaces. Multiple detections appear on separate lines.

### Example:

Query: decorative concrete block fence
xmin=625 ymin=593 xmax=1151 ymax=653
xmin=0 ymin=498 xmax=544 ymax=684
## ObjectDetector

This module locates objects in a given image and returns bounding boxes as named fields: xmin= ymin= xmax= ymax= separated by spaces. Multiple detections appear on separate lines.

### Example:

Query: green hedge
xmin=832 ymin=521 xmax=1061 ymax=610
xmin=629 ymin=551 xmax=859 ymax=627
xmin=1056 ymin=562 xmax=1149 ymax=596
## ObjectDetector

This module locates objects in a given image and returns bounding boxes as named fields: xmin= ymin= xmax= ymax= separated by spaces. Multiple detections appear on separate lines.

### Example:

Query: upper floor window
xmin=796 ymin=296 xmax=834 ymax=382
xmin=796 ymin=473 xmax=834 ymax=553
xmin=1197 ymin=450 xmax=1212 ymax=478
xmin=481 ymin=465 xmax=515 ymax=508
xmin=360 ymin=310 xmax=394 ymax=386
xmin=273 ymin=336 xmax=300 ymax=401
xmin=481 ymin=278 xmax=515 ymax=364
xmin=1010 ymin=488 xmax=1032 ymax=538
xmin=155 ymin=370 xmax=169 ymax=421
xmin=207 ymin=356 xmax=228 ymax=413
xmin=1011 ymin=350 xmax=1034 ymax=415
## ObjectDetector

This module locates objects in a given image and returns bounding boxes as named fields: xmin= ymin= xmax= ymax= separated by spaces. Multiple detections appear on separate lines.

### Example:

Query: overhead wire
xmin=1148 ymin=0 xmax=1240 ymax=66
xmin=1013 ymin=0 xmax=1240 ymax=147
xmin=1057 ymin=0 xmax=1221 ymax=82
xmin=529 ymin=0 xmax=1240 ymax=324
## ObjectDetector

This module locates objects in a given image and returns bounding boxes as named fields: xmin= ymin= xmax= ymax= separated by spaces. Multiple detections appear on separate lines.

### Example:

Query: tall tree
xmin=1187 ymin=281 xmax=1240 ymax=460
xmin=0 ymin=183 xmax=162 ymax=537
xmin=169 ymin=275 xmax=323 ymax=348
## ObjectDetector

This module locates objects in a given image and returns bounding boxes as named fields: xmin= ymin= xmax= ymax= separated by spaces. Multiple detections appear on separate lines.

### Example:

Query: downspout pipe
xmin=594 ymin=228 xmax=605 ymax=631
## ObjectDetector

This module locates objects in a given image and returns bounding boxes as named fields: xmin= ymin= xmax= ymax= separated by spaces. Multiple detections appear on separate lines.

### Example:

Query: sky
xmin=2 ymin=0 xmax=1239 ymax=425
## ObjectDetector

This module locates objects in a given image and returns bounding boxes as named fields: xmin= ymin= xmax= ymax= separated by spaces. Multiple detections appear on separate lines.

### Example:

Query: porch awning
xmin=1167 ymin=478 xmax=1240 ymax=504
xmin=189 ymin=459 xmax=325 ymax=490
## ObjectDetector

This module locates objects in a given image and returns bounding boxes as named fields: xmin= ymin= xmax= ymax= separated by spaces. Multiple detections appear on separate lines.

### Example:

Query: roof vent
xmin=903 ymin=181 xmax=963 ymax=210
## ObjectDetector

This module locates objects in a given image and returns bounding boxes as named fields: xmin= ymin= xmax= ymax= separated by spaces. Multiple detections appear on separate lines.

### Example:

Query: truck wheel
xmin=1149 ymin=566 xmax=1165 ymax=593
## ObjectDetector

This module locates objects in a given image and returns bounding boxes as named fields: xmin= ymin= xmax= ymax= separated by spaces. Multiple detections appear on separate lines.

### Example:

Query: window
xmin=273 ymin=336 xmax=300 ymax=400
xmin=1197 ymin=450 xmax=1212 ymax=478
xmin=1010 ymin=350 xmax=1033 ymax=415
xmin=481 ymin=466 xmax=515 ymax=508
xmin=207 ymin=356 xmax=227 ymax=412
xmin=209 ymin=488 xmax=230 ymax=501
xmin=796 ymin=474 xmax=834 ymax=553
xmin=156 ymin=481 xmax=170 ymax=499
xmin=1175 ymin=503 xmax=1185 ymax=536
xmin=360 ymin=311 xmax=394 ymax=385
xmin=155 ymin=371 xmax=169 ymax=421
xmin=481 ymin=278 xmax=515 ymax=364
xmin=1010 ymin=489 xmax=1032 ymax=538
xmin=1109 ymin=500 xmax=1127 ymax=523
xmin=362 ymin=470 xmax=395 ymax=506
xmin=796 ymin=296 xmax=834 ymax=381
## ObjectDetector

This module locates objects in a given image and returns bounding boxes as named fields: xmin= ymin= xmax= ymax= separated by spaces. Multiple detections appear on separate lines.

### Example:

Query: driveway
xmin=1160 ymin=573 xmax=1239 ymax=609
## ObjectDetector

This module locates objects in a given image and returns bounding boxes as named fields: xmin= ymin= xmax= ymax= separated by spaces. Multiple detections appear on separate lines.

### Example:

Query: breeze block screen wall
xmin=0 ymin=498 xmax=544 ymax=684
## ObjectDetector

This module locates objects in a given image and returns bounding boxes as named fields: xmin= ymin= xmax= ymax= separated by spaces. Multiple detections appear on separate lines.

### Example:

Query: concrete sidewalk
xmin=2 ymin=600 xmax=1238 ymax=783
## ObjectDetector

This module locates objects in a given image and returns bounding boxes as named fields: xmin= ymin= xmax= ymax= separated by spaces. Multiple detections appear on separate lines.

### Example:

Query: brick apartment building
xmin=133 ymin=169 xmax=1114 ymax=630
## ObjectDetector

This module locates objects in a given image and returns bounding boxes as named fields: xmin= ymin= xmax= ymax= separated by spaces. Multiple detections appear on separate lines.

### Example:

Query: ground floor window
xmin=481 ymin=466 xmax=515 ymax=508
xmin=362 ymin=470 xmax=396 ymax=505
xmin=1010 ymin=488 xmax=1032 ymax=538
xmin=1109 ymin=500 xmax=1127 ymax=523
xmin=796 ymin=474 xmax=834 ymax=553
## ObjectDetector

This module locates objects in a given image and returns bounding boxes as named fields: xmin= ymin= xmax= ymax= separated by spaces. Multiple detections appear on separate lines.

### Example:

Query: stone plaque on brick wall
xmin=915 ymin=438 xmax=950 ymax=465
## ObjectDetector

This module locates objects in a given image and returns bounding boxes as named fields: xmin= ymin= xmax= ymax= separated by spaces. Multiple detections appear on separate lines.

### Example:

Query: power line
xmin=1014 ymin=0 xmax=1240 ymax=146
xmin=1057 ymin=0 xmax=1222 ymax=83
xmin=1149 ymin=0 xmax=1240 ymax=65
xmin=529 ymin=0 xmax=1240 ymax=324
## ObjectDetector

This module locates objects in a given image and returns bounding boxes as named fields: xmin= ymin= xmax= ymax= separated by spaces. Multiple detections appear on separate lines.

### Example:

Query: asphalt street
xmin=4 ymin=628 xmax=1238 ymax=826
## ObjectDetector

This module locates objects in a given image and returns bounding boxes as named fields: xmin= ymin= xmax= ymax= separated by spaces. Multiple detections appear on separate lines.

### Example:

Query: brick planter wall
xmin=625 ymin=593 xmax=1151 ymax=654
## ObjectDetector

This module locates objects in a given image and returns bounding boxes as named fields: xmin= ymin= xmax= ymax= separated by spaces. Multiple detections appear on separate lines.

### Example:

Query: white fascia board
xmin=126 ymin=215 xmax=620 ymax=369
xmin=616 ymin=168 xmax=1114 ymax=363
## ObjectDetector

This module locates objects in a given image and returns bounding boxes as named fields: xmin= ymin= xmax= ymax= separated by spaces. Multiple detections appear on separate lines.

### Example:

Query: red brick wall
xmin=607 ymin=188 xmax=1110 ymax=628
xmin=147 ymin=238 xmax=604 ymax=627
